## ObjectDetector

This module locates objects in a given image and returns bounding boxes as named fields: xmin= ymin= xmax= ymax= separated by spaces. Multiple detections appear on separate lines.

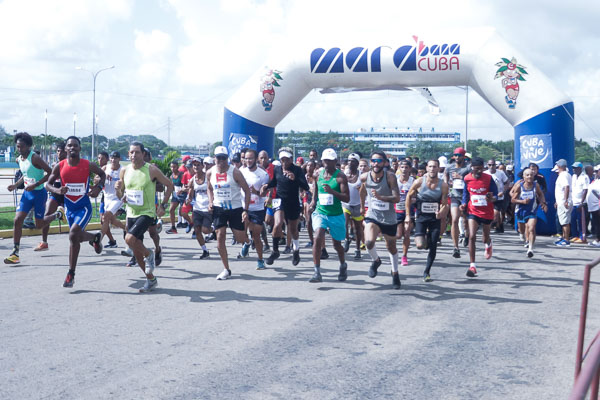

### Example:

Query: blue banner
xmin=519 ymin=133 xmax=553 ymax=169
xmin=227 ymin=132 xmax=258 ymax=157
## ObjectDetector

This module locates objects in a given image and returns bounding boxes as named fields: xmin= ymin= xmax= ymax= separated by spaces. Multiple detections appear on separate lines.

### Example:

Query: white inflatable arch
xmin=223 ymin=28 xmax=573 ymax=233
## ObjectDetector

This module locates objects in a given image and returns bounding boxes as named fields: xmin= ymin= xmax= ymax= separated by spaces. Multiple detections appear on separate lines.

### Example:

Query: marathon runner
xmin=485 ymin=159 xmax=509 ymax=233
xmin=360 ymin=151 xmax=402 ymax=289
xmin=395 ymin=159 xmax=415 ymax=266
xmin=511 ymin=168 xmax=547 ymax=257
xmin=445 ymin=147 xmax=471 ymax=259
xmin=115 ymin=142 xmax=173 ymax=292
xmin=342 ymin=153 xmax=364 ymax=260
xmin=186 ymin=157 xmax=212 ymax=259
xmin=308 ymin=148 xmax=350 ymax=282
xmin=303 ymin=160 xmax=317 ymax=248
xmin=45 ymin=136 xmax=105 ymax=287
xmin=5 ymin=132 xmax=52 ymax=264
xmin=37 ymin=142 xmax=67 ymax=252
xmin=460 ymin=157 xmax=498 ymax=278
xmin=100 ymin=151 xmax=126 ymax=247
xmin=406 ymin=159 xmax=449 ymax=282
xmin=166 ymin=160 xmax=184 ymax=234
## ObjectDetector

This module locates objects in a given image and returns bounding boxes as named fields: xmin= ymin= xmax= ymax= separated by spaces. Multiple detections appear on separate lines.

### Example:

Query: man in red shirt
xmin=180 ymin=159 xmax=195 ymax=232
xmin=460 ymin=157 xmax=498 ymax=278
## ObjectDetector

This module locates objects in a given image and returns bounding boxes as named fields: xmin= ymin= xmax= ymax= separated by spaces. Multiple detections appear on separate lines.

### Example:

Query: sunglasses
xmin=215 ymin=155 xmax=228 ymax=160
xmin=487 ymin=163 xmax=495 ymax=166
xmin=370 ymin=159 xmax=384 ymax=164
xmin=454 ymin=154 xmax=464 ymax=157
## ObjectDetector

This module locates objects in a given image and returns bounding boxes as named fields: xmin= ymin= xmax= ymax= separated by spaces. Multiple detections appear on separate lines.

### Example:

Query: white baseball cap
xmin=279 ymin=150 xmax=292 ymax=159
xmin=204 ymin=157 xmax=214 ymax=164
xmin=214 ymin=146 xmax=228 ymax=156
xmin=506 ymin=164 xmax=514 ymax=171
xmin=348 ymin=153 xmax=360 ymax=162
xmin=321 ymin=148 xmax=337 ymax=161
xmin=438 ymin=156 xmax=448 ymax=168
xmin=595 ymin=164 xmax=600 ymax=171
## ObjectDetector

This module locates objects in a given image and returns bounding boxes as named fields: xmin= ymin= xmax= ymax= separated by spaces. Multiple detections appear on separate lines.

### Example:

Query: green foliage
xmin=406 ymin=141 xmax=456 ymax=161
xmin=210 ymin=141 xmax=222 ymax=154
xmin=151 ymin=150 xmax=180 ymax=175
xmin=575 ymin=139 xmax=599 ymax=165
xmin=276 ymin=130 xmax=379 ymax=160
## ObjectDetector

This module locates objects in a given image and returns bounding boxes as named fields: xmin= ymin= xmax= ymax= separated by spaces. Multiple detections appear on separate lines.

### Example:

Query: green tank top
xmin=18 ymin=151 xmax=45 ymax=190
xmin=316 ymin=169 xmax=343 ymax=216
xmin=123 ymin=163 xmax=156 ymax=218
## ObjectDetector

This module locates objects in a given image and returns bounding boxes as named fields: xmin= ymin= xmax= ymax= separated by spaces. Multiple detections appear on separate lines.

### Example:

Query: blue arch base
xmin=223 ymin=108 xmax=274 ymax=158
xmin=514 ymin=102 xmax=574 ymax=235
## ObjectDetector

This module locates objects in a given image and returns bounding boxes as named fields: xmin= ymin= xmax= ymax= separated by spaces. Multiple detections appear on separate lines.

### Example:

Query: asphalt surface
xmin=1 ymin=224 xmax=598 ymax=399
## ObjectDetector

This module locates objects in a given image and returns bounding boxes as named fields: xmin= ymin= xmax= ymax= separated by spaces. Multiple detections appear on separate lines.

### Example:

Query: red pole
xmin=576 ymin=264 xmax=591 ymax=378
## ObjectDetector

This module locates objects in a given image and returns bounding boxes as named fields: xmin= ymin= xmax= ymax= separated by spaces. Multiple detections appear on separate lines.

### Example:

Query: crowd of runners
xmin=5 ymin=132 xmax=600 ymax=292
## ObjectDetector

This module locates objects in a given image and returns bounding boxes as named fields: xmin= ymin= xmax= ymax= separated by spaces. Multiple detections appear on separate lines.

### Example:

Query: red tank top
xmin=59 ymin=158 xmax=90 ymax=203
xmin=464 ymin=172 xmax=494 ymax=220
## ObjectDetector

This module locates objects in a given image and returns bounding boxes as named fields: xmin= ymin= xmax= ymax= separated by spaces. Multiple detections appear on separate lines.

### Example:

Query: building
xmin=276 ymin=127 xmax=461 ymax=157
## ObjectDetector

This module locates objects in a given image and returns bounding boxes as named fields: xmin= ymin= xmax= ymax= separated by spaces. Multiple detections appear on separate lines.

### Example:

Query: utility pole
xmin=167 ymin=117 xmax=171 ymax=146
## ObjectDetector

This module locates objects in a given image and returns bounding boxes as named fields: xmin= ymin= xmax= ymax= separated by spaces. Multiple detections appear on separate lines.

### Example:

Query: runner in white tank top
xmin=341 ymin=153 xmax=364 ymax=260
xmin=186 ymin=158 xmax=212 ymax=259
xmin=101 ymin=151 xmax=126 ymax=247
xmin=395 ymin=160 xmax=415 ymax=266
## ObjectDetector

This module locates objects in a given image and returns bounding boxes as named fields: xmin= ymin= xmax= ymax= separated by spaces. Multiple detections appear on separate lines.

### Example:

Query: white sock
xmin=528 ymin=242 xmax=533 ymax=251
xmin=459 ymin=217 xmax=465 ymax=235
xmin=367 ymin=246 xmax=379 ymax=261
xmin=390 ymin=252 xmax=399 ymax=273
xmin=485 ymin=239 xmax=492 ymax=248
xmin=470 ymin=262 xmax=476 ymax=268
xmin=292 ymin=239 xmax=299 ymax=251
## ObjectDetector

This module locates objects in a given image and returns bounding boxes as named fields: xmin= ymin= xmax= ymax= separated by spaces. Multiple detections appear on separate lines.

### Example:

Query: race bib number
xmin=396 ymin=201 xmax=406 ymax=211
xmin=250 ymin=193 xmax=259 ymax=205
xmin=66 ymin=183 xmax=86 ymax=196
xmin=319 ymin=193 xmax=334 ymax=206
xmin=272 ymin=198 xmax=282 ymax=208
xmin=215 ymin=188 xmax=232 ymax=201
xmin=371 ymin=199 xmax=389 ymax=211
xmin=24 ymin=177 xmax=36 ymax=186
xmin=452 ymin=179 xmax=465 ymax=190
xmin=421 ymin=202 xmax=438 ymax=213
xmin=471 ymin=194 xmax=487 ymax=207
xmin=521 ymin=190 xmax=534 ymax=200
xmin=126 ymin=189 xmax=144 ymax=206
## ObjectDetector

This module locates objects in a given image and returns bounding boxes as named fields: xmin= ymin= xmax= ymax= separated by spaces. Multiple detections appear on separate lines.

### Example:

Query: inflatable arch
xmin=223 ymin=28 xmax=574 ymax=234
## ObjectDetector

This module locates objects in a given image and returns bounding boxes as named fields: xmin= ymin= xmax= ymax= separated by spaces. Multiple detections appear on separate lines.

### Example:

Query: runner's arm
xmin=405 ymin=178 xmax=421 ymax=219
xmin=334 ymin=172 xmax=350 ymax=203
xmin=115 ymin=167 xmax=126 ymax=200
xmin=28 ymin=153 xmax=52 ymax=189
xmin=438 ymin=182 xmax=449 ymax=220
xmin=536 ymin=184 xmax=548 ymax=212
xmin=297 ymin=167 xmax=310 ymax=191
xmin=88 ymin=162 xmax=106 ymax=198
xmin=45 ymin=163 xmax=66 ymax=195
xmin=206 ymin=169 xmax=214 ymax=211
xmin=149 ymin=164 xmax=174 ymax=208
xmin=359 ymin=173 xmax=367 ymax=213
xmin=233 ymin=168 xmax=251 ymax=211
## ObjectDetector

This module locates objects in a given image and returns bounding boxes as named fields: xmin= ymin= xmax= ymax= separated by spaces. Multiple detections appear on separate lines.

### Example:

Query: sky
xmin=0 ymin=0 xmax=599 ymax=148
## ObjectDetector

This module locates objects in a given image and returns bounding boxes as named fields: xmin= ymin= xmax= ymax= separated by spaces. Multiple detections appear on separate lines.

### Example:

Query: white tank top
xmin=104 ymin=165 xmax=122 ymax=199
xmin=193 ymin=177 xmax=209 ymax=212
xmin=396 ymin=175 xmax=415 ymax=212
xmin=209 ymin=166 xmax=242 ymax=210
xmin=347 ymin=174 xmax=362 ymax=206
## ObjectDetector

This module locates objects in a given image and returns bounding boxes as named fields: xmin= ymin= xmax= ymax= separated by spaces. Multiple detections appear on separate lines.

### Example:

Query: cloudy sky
xmin=0 ymin=0 xmax=599 ymax=148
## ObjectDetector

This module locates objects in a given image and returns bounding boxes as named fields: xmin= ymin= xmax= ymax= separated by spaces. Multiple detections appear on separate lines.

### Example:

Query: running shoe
xmin=466 ymin=265 xmax=478 ymax=277
xmin=320 ymin=248 xmax=329 ymax=260
xmin=338 ymin=262 xmax=348 ymax=282
xmin=344 ymin=239 xmax=351 ymax=253
xmin=571 ymin=237 xmax=582 ymax=243
xmin=105 ymin=240 xmax=118 ymax=248
xmin=216 ymin=269 xmax=231 ymax=280
xmin=155 ymin=249 xmax=162 ymax=266
xmin=156 ymin=219 xmax=163 ymax=234
xmin=519 ymin=233 xmax=525 ymax=241
xmin=186 ymin=224 xmax=193 ymax=234
xmin=62 ymin=270 xmax=75 ymax=287
xmin=139 ymin=277 xmax=157 ymax=293
xmin=309 ymin=272 xmax=322 ymax=283
xmin=241 ymin=241 xmax=251 ymax=258
xmin=523 ymin=241 xmax=529 ymax=248
xmin=34 ymin=242 xmax=49 ymax=251
xmin=368 ymin=258 xmax=382 ymax=278
xmin=292 ymin=250 xmax=300 ymax=266
xmin=590 ymin=240 xmax=600 ymax=248
xmin=452 ymin=248 xmax=460 ymax=258
xmin=90 ymin=233 xmax=103 ymax=254
xmin=527 ymin=250 xmax=534 ymax=258
xmin=553 ymin=237 xmax=564 ymax=245
xmin=556 ymin=239 xmax=571 ymax=247
xmin=304 ymin=241 xmax=313 ymax=248
xmin=166 ymin=227 xmax=178 ymax=234
xmin=283 ymin=245 xmax=292 ymax=254
xmin=144 ymin=250 xmax=155 ymax=276
xmin=360 ymin=243 xmax=366 ymax=250
xmin=392 ymin=272 xmax=401 ymax=289
xmin=423 ymin=273 xmax=432 ymax=283
xmin=199 ymin=250 xmax=210 ymax=259
xmin=56 ymin=206 xmax=67 ymax=223
xmin=263 ymin=243 xmax=270 ymax=252
xmin=191 ymin=232 xmax=196 ymax=239
xmin=265 ymin=251 xmax=280 ymax=265
xmin=462 ymin=235 xmax=469 ymax=247
xmin=484 ymin=241 xmax=493 ymax=260
xmin=126 ymin=256 xmax=137 ymax=267
xmin=176 ymin=222 xmax=185 ymax=228
xmin=401 ymin=255 xmax=408 ymax=266
xmin=256 ymin=260 xmax=266 ymax=270
xmin=231 ymin=238 xmax=238 ymax=246
xmin=121 ymin=247 xmax=133 ymax=257
xmin=354 ymin=250 xmax=361 ymax=260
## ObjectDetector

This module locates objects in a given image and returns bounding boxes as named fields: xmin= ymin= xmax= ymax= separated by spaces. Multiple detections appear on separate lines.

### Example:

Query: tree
xmin=575 ymin=138 xmax=599 ymax=165
xmin=406 ymin=141 xmax=456 ymax=161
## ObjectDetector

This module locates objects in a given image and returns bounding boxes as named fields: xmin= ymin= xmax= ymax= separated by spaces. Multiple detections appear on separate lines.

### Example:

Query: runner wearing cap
xmin=485 ymin=159 xmax=509 ymax=233
xmin=359 ymin=151 xmax=402 ymax=289
xmin=100 ymin=151 xmax=126 ymax=247
xmin=167 ymin=160 xmax=184 ymax=234
xmin=444 ymin=147 xmax=471 ymax=259
xmin=206 ymin=146 xmax=252 ymax=280
xmin=307 ymin=148 xmax=350 ymax=282
xmin=553 ymin=159 xmax=573 ymax=246
xmin=511 ymin=168 xmax=547 ymax=257
xmin=265 ymin=147 xmax=310 ymax=266
xmin=180 ymin=159 xmax=195 ymax=233
xmin=239 ymin=149 xmax=270 ymax=270
xmin=186 ymin=157 xmax=212 ymax=259
xmin=258 ymin=150 xmax=272 ymax=252
xmin=342 ymin=153 xmax=364 ymax=260
xmin=303 ymin=160 xmax=317 ymax=248
xmin=460 ymin=157 xmax=498 ymax=277
xmin=406 ymin=159 xmax=449 ymax=282
xmin=395 ymin=159 xmax=415 ymax=266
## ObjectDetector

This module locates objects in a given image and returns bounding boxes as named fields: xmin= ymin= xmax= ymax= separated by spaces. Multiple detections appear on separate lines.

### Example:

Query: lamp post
xmin=456 ymin=86 xmax=469 ymax=151
xmin=76 ymin=65 xmax=115 ymax=160
xmin=73 ymin=112 xmax=77 ymax=136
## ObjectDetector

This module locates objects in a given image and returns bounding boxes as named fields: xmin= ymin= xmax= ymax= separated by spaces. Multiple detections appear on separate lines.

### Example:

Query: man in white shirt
xmin=485 ymin=159 xmax=509 ymax=233
xmin=554 ymin=159 xmax=573 ymax=246
xmin=570 ymin=162 xmax=589 ymax=242
xmin=587 ymin=166 xmax=600 ymax=247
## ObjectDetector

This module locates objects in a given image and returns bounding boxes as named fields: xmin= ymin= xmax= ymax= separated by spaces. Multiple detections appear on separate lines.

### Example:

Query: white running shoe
xmin=144 ymin=249 xmax=155 ymax=276
xmin=139 ymin=278 xmax=157 ymax=293
xmin=216 ymin=269 xmax=231 ymax=280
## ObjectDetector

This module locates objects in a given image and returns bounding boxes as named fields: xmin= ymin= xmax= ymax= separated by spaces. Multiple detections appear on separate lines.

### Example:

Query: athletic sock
xmin=292 ymin=239 xmax=299 ymax=251
xmin=528 ymin=242 xmax=533 ymax=251
xmin=273 ymin=237 xmax=280 ymax=252
xmin=390 ymin=252 xmax=399 ymax=273
xmin=314 ymin=264 xmax=320 ymax=273
xmin=13 ymin=243 xmax=20 ymax=255
xmin=367 ymin=246 xmax=379 ymax=261
xmin=459 ymin=217 xmax=465 ymax=235
xmin=201 ymin=245 xmax=207 ymax=251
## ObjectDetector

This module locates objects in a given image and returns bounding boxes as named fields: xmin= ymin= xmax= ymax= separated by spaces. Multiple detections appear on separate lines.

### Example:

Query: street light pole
xmin=76 ymin=65 xmax=115 ymax=160
xmin=73 ymin=112 xmax=77 ymax=136
xmin=44 ymin=109 xmax=48 ymax=162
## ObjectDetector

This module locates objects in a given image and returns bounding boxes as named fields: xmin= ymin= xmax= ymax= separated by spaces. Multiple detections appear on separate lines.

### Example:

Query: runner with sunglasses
xmin=444 ymin=147 xmax=471 ymax=259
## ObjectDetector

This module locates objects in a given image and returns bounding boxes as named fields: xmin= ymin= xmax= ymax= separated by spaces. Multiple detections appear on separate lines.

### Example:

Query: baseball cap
xmin=453 ymin=147 xmax=466 ymax=156
xmin=182 ymin=155 xmax=191 ymax=162
xmin=279 ymin=150 xmax=292 ymax=159
xmin=506 ymin=164 xmax=514 ymax=171
xmin=555 ymin=159 xmax=567 ymax=167
xmin=348 ymin=153 xmax=360 ymax=162
xmin=272 ymin=160 xmax=281 ymax=166
xmin=214 ymin=146 xmax=228 ymax=156
xmin=595 ymin=164 xmax=600 ymax=171
xmin=203 ymin=156 xmax=214 ymax=164
xmin=572 ymin=161 xmax=583 ymax=168
xmin=465 ymin=152 xmax=472 ymax=160
xmin=192 ymin=156 xmax=203 ymax=163
xmin=296 ymin=156 xmax=305 ymax=164
xmin=438 ymin=156 xmax=448 ymax=168
xmin=110 ymin=151 xmax=121 ymax=158
xmin=185 ymin=159 xmax=193 ymax=167
xmin=321 ymin=148 xmax=337 ymax=161
xmin=471 ymin=157 xmax=484 ymax=167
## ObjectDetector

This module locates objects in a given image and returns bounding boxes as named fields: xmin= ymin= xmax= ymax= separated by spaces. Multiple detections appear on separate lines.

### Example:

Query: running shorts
xmin=193 ymin=210 xmax=213 ymax=229
xmin=127 ymin=215 xmax=154 ymax=240
xmin=104 ymin=197 xmax=124 ymax=215
xmin=49 ymin=193 xmax=65 ymax=206
xmin=248 ymin=209 xmax=266 ymax=225
xmin=343 ymin=204 xmax=364 ymax=221
xmin=17 ymin=188 xmax=48 ymax=219
xmin=364 ymin=217 xmax=397 ymax=237
xmin=467 ymin=214 xmax=493 ymax=225
xmin=272 ymin=198 xmax=302 ymax=221
xmin=312 ymin=212 xmax=346 ymax=241
xmin=213 ymin=207 xmax=244 ymax=231
xmin=66 ymin=201 xmax=93 ymax=229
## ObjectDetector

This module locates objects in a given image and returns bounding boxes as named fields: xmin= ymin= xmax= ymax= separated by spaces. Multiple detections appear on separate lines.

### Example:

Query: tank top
xmin=346 ymin=173 xmax=361 ymax=206
xmin=365 ymin=171 xmax=397 ymax=225
xmin=447 ymin=163 xmax=470 ymax=198
xmin=210 ymin=166 xmax=242 ymax=210
xmin=123 ymin=163 xmax=156 ymax=218
xmin=18 ymin=151 xmax=45 ymax=190
xmin=240 ymin=166 xmax=269 ymax=212
xmin=516 ymin=181 xmax=538 ymax=214
xmin=171 ymin=173 xmax=183 ymax=194
xmin=59 ymin=158 xmax=90 ymax=206
xmin=416 ymin=177 xmax=443 ymax=216
xmin=193 ymin=177 xmax=209 ymax=212
xmin=104 ymin=164 xmax=121 ymax=199
xmin=395 ymin=175 xmax=415 ymax=213
xmin=316 ymin=169 xmax=343 ymax=216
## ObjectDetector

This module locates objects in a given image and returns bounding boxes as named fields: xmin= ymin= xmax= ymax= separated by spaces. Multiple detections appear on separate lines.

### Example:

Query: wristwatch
xmin=160 ymin=202 xmax=168 ymax=209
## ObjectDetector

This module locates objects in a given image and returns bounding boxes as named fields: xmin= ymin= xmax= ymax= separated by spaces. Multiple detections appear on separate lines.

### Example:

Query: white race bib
xmin=371 ymin=199 xmax=389 ymax=211
xmin=319 ymin=193 xmax=334 ymax=206
xmin=471 ymin=194 xmax=487 ymax=207
xmin=421 ymin=202 xmax=438 ymax=213
xmin=126 ymin=189 xmax=144 ymax=206
xmin=521 ymin=190 xmax=534 ymax=200
xmin=396 ymin=201 xmax=406 ymax=211
xmin=66 ymin=183 xmax=86 ymax=196
xmin=215 ymin=188 xmax=232 ymax=201
xmin=250 ymin=193 xmax=259 ymax=205
xmin=452 ymin=179 xmax=465 ymax=190
xmin=272 ymin=198 xmax=282 ymax=208
xmin=174 ymin=185 xmax=183 ymax=193
xmin=24 ymin=177 xmax=36 ymax=186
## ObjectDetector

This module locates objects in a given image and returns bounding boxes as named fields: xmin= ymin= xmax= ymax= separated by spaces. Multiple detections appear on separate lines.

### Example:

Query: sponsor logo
xmin=260 ymin=69 xmax=283 ymax=111
xmin=520 ymin=134 xmax=553 ymax=169
xmin=310 ymin=36 xmax=460 ymax=74
xmin=495 ymin=57 xmax=528 ymax=109
xmin=228 ymin=132 xmax=258 ymax=157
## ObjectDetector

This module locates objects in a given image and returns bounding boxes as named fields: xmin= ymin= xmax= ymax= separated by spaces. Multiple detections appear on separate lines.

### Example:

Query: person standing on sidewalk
xmin=553 ymin=159 xmax=573 ymax=247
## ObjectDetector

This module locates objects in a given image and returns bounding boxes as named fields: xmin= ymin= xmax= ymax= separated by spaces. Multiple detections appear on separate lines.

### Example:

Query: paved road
xmin=1 ymin=226 xmax=598 ymax=399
